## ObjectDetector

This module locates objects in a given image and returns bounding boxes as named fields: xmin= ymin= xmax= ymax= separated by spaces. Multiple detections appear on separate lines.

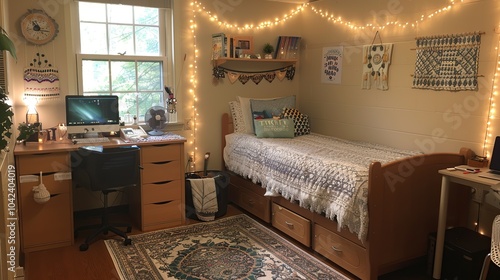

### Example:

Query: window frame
xmin=74 ymin=2 xmax=175 ymax=124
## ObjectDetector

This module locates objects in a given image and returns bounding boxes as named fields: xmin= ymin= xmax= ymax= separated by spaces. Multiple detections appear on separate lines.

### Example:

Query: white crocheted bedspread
xmin=224 ymin=133 xmax=421 ymax=241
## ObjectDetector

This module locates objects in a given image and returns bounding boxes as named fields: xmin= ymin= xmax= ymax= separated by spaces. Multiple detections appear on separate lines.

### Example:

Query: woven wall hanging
xmin=412 ymin=32 xmax=482 ymax=91
xmin=361 ymin=32 xmax=393 ymax=91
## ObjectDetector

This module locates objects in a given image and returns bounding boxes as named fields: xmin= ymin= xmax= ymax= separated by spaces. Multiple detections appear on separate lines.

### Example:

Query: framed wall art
xmin=233 ymin=36 xmax=253 ymax=56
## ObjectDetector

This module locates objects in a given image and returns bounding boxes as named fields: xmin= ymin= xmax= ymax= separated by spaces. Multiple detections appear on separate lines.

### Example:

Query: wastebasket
xmin=185 ymin=170 xmax=230 ymax=220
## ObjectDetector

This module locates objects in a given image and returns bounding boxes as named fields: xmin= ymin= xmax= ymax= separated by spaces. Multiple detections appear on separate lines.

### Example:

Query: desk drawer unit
xmin=272 ymin=203 xmax=311 ymax=246
xmin=139 ymin=143 xmax=184 ymax=231
xmin=16 ymin=152 xmax=73 ymax=252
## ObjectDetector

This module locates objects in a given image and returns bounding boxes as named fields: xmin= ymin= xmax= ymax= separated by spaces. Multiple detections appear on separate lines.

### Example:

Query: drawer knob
xmin=248 ymin=199 xmax=255 ymax=205
xmin=331 ymin=244 xmax=343 ymax=253
xmin=285 ymin=221 xmax=294 ymax=229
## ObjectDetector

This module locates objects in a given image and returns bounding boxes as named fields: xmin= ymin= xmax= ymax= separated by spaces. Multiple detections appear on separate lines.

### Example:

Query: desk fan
xmin=145 ymin=106 xmax=168 ymax=135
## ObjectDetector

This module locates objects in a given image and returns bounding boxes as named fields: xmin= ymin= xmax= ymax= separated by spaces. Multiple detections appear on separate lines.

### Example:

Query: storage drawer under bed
xmin=272 ymin=203 xmax=311 ymax=246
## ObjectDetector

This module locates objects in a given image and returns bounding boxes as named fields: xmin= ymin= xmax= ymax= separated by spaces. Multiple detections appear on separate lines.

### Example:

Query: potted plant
xmin=263 ymin=43 xmax=274 ymax=59
xmin=0 ymin=27 xmax=16 ymax=151
xmin=16 ymin=123 xmax=37 ymax=144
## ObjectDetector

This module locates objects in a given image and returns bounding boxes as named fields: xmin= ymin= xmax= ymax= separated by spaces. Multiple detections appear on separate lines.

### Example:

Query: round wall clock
xmin=20 ymin=9 xmax=59 ymax=45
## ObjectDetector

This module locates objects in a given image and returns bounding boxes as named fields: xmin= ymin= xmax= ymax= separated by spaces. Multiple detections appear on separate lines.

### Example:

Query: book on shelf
xmin=274 ymin=36 xmax=301 ymax=59
xmin=212 ymin=33 xmax=225 ymax=60
xmin=212 ymin=33 xmax=236 ymax=59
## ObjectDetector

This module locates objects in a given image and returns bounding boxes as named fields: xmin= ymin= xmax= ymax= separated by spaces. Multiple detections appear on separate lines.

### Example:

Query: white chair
xmin=480 ymin=215 xmax=500 ymax=280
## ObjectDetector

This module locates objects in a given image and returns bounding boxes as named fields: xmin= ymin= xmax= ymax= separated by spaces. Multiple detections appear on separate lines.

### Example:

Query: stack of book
xmin=274 ymin=36 xmax=301 ymax=59
xmin=212 ymin=33 xmax=239 ymax=59
xmin=212 ymin=33 xmax=227 ymax=59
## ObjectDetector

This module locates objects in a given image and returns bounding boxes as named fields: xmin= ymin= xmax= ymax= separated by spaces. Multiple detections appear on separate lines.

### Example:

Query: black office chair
xmin=71 ymin=146 xmax=140 ymax=251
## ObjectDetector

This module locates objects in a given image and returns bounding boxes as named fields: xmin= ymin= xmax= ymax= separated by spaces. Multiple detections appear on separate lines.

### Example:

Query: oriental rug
xmin=105 ymin=214 xmax=348 ymax=280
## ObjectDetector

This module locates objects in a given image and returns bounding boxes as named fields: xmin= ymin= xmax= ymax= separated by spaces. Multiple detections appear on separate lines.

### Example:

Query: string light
xmin=192 ymin=0 xmax=460 ymax=32
xmin=484 ymin=40 xmax=500 ymax=158
xmin=189 ymin=2 xmax=198 ymax=171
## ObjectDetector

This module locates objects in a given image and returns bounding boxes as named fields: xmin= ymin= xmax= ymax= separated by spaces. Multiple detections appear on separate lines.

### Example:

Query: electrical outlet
xmin=185 ymin=118 xmax=192 ymax=130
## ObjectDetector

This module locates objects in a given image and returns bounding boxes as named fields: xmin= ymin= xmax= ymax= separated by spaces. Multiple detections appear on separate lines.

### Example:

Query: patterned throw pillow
xmin=281 ymin=108 xmax=310 ymax=136
xmin=228 ymin=101 xmax=246 ymax=133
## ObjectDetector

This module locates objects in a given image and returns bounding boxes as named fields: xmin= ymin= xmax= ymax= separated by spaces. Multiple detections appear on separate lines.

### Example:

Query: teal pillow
xmin=254 ymin=119 xmax=295 ymax=138
xmin=250 ymin=96 xmax=296 ymax=118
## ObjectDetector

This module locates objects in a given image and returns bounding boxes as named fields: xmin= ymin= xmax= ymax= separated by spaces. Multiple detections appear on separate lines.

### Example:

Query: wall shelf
xmin=213 ymin=58 xmax=297 ymax=67
xmin=213 ymin=57 xmax=297 ymax=66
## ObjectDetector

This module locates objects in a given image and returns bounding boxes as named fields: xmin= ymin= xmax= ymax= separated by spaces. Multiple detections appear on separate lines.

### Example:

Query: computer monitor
xmin=65 ymin=95 xmax=120 ymax=137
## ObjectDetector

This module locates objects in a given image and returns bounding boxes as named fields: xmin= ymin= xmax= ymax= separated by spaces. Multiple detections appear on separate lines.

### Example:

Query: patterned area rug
xmin=105 ymin=214 xmax=348 ymax=279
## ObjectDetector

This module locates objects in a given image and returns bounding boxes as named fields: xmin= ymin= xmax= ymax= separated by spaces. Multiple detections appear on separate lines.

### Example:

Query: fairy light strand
xmin=192 ymin=0 xmax=460 ymax=31
xmin=484 ymin=37 xmax=500 ymax=158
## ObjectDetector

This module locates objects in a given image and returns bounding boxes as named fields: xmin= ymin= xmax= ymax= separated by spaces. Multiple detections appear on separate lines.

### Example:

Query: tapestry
xmin=412 ymin=32 xmax=481 ymax=91
xmin=23 ymin=53 xmax=60 ymax=100
xmin=361 ymin=43 xmax=393 ymax=90
xmin=322 ymin=46 xmax=343 ymax=84
xmin=105 ymin=214 xmax=348 ymax=279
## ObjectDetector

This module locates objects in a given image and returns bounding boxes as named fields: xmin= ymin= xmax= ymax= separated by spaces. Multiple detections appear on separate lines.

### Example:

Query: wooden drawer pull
xmin=331 ymin=244 xmax=343 ymax=253
xmin=247 ymin=199 xmax=255 ymax=205
xmin=152 ymin=161 xmax=171 ymax=165
xmin=285 ymin=221 xmax=294 ymax=228
xmin=152 ymin=180 xmax=172 ymax=185
xmin=153 ymin=200 xmax=173 ymax=205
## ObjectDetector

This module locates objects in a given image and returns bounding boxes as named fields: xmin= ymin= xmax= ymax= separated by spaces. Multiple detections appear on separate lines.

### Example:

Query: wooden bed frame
xmin=221 ymin=113 xmax=472 ymax=279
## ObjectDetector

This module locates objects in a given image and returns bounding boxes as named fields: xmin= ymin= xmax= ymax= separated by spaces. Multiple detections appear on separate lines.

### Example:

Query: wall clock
xmin=20 ymin=9 xmax=59 ymax=46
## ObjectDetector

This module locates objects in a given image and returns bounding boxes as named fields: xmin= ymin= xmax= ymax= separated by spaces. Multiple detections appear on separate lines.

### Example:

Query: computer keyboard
xmin=74 ymin=137 xmax=111 ymax=144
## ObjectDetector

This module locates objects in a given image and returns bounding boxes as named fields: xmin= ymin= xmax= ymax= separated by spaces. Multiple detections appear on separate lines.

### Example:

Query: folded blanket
xmin=187 ymin=178 xmax=219 ymax=221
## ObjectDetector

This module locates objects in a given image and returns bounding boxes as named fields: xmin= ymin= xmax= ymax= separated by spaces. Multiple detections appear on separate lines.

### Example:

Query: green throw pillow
xmin=254 ymin=119 xmax=295 ymax=138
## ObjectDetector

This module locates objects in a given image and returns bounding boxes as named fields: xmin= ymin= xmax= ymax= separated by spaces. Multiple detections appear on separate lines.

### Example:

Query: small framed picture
xmin=233 ymin=36 xmax=253 ymax=55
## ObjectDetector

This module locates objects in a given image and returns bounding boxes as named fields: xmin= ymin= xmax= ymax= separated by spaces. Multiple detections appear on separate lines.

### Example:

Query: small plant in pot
xmin=263 ymin=43 xmax=274 ymax=59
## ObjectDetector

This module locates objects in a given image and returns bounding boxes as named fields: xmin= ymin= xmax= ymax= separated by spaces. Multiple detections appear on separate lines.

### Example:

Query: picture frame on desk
xmin=233 ymin=36 xmax=253 ymax=56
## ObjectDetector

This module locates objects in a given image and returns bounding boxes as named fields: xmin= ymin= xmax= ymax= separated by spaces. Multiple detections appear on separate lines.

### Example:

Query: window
xmin=76 ymin=1 xmax=172 ymax=123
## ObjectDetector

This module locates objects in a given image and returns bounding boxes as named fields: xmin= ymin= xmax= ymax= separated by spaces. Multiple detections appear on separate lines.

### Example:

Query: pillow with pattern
xmin=228 ymin=101 xmax=246 ymax=133
xmin=281 ymin=108 xmax=310 ymax=136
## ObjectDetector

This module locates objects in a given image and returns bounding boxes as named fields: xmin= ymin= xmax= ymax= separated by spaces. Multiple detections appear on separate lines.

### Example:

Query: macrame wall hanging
xmin=212 ymin=65 xmax=295 ymax=85
xmin=24 ymin=52 xmax=60 ymax=100
xmin=412 ymin=32 xmax=482 ymax=91
xmin=361 ymin=31 xmax=393 ymax=91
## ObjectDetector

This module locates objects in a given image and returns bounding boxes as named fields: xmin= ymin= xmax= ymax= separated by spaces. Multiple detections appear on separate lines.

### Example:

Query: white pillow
xmin=228 ymin=101 xmax=246 ymax=133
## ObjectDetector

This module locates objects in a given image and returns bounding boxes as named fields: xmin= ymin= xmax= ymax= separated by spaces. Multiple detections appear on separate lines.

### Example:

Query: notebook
xmin=479 ymin=136 xmax=500 ymax=181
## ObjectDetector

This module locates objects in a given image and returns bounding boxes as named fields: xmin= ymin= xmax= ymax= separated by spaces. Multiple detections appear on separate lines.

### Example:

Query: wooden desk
xmin=14 ymin=135 xmax=186 ymax=252
xmin=434 ymin=168 xmax=498 ymax=279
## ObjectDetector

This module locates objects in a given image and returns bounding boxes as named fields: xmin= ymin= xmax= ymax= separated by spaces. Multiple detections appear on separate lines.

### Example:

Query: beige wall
xmin=3 ymin=0 xmax=500 ymax=170
xmin=300 ymin=0 xmax=500 ymax=157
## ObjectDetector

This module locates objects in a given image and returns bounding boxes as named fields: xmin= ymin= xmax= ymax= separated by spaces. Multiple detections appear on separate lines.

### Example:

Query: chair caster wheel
xmin=79 ymin=243 xmax=89 ymax=251
xmin=124 ymin=238 xmax=132 ymax=246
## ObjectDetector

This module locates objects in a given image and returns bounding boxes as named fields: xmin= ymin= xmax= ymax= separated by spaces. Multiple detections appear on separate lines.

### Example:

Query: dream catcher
xmin=361 ymin=31 xmax=393 ymax=91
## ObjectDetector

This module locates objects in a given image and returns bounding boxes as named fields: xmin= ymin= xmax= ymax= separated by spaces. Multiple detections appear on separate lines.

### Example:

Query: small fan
xmin=145 ymin=106 xmax=168 ymax=136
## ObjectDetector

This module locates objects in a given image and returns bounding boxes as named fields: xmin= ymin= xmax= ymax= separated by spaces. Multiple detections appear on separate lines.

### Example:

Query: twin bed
xmin=221 ymin=111 xmax=472 ymax=279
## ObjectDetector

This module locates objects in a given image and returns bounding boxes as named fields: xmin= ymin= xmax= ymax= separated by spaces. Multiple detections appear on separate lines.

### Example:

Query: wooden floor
xmin=22 ymin=204 xmax=432 ymax=280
